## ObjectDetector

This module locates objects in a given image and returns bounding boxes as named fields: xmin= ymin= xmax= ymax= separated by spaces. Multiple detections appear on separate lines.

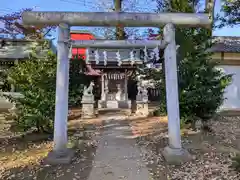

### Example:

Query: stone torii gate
xmin=22 ymin=11 xmax=212 ymax=164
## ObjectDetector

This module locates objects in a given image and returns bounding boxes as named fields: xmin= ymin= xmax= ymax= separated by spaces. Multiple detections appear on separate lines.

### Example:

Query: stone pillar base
xmin=118 ymin=100 xmax=131 ymax=109
xmin=44 ymin=148 xmax=75 ymax=165
xmin=98 ymin=100 xmax=131 ymax=109
xmin=81 ymin=95 xmax=95 ymax=119
xmin=81 ymin=102 xmax=95 ymax=119
xmin=106 ymin=100 xmax=118 ymax=109
xmin=162 ymin=146 xmax=191 ymax=165
xmin=135 ymin=101 xmax=149 ymax=116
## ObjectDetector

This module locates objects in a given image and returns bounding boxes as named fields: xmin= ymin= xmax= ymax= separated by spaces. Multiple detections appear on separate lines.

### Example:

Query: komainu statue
xmin=83 ymin=81 xmax=94 ymax=96
xmin=137 ymin=82 xmax=143 ymax=96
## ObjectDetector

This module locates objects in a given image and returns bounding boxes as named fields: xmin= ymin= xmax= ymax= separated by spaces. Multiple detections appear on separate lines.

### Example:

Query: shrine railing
xmin=148 ymin=88 xmax=161 ymax=101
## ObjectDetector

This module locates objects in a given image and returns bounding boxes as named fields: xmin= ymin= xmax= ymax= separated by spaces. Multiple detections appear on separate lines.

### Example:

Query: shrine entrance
xmin=99 ymin=70 xmax=130 ymax=109
xmin=83 ymin=46 xmax=145 ymax=110
xmin=22 ymin=10 xmax=212 ymax=164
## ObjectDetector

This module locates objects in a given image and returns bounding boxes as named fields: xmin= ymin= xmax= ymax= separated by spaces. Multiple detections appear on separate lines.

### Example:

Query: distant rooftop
xmin=211 ymin=36 xmax=240 ymax=53
xmin=70 ymin=30 xmax=104 ymax=39
xmin=0 ymin=39 xmax=56 ymax=59
xmin=70 ymin=34 xmax=240 ymax=53
xmin=1 ymin=35 xmax=240 ymax=55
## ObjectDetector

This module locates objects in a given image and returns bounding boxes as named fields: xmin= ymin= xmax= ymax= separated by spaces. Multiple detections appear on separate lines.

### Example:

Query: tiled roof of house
xmin=211 ymin=36 xmax=240 ymax=53
xmin=0 ymin=39 xmax=55 ymax=59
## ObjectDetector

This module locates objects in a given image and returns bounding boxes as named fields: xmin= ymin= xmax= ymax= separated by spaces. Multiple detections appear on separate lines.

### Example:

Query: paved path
xmin=87 ymin=116 xmax=152 ymax=180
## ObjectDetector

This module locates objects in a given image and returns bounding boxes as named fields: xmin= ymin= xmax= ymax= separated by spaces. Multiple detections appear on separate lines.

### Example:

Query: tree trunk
xmin=115 ymin=0 xmax=125 ymax=40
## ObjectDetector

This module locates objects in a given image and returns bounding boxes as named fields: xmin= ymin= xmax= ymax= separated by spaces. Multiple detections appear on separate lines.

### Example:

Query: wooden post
xmin=101 ymin=73 xmax=105 ymax=100
xmin=205 ymin=0 xmax=216 ymax=22
xmin=124 ymin=69 xmax=128 ymax=101
xmin=115 ymin=0 xmax=125 ymax=40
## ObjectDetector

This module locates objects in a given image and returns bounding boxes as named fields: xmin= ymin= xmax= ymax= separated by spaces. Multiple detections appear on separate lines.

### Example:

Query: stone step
xmin=98 ymin=108 xmax=130 ymax=115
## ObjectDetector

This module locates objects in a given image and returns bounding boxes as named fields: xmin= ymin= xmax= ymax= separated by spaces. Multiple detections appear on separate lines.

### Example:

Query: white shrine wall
xmin=213 ymin=52 xmax=240 ymax=111
xmin=217 ymin=65 xmax=240 ymax=111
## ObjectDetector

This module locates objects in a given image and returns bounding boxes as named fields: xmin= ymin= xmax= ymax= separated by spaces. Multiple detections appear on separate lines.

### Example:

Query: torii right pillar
xmin=162 ymin=23 xmax=191 ymax=164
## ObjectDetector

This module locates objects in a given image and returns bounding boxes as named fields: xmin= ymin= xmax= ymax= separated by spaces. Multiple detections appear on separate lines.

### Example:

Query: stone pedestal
xmin=162 ymin=146 xmax=191 ymax=165
xmin=118 ymin=100 xmax=131 ymax=109
xmin=81 ymin=95 xmax=95 ymax=119
xmin=135 ymin=100 xmax=149 ymax=116
xmin=98 ymin=100 xmax=131 ymax=109
xmin=106 ymin=100 xmax=118 ymax=109
xmin=44 ymin=148 xmax=75 ymax=165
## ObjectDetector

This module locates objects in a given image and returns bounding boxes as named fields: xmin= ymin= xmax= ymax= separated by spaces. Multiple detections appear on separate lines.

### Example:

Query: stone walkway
xmin=87 ymin=116 xmax=151 ymax=180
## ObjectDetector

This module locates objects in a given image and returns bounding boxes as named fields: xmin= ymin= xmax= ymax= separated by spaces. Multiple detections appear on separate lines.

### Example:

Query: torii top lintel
xmin=22 ymin=11 xmax=212 ymax=28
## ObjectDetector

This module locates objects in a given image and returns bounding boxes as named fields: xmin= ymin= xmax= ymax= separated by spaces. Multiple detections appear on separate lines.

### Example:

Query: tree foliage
xmin=5 ymin=44 xmax=56 ymax=132
xmin=4 ymin=43 xmax=86 ymax=133
xmin=219 ymin=0 xmax=240 ymax=27
xmin=0 ymin=67 xmax=11 ymax=92
xmin=151 ymin=0 xmax=232 ymax=123
xmin=0 ymin=8 xmax=55 ymax=39
xmin=177 ymin=28 xmax=232 ymax=121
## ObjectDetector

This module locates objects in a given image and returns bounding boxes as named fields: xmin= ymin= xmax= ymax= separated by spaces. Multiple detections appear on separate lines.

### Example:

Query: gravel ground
xmin=135 ymin=115 xmax=240 ymax=180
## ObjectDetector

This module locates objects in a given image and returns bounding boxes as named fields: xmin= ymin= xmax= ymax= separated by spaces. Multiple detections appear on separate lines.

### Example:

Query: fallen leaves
xmin=2 ymin=110 xmax=240 ymax=180
xmin=0 ymin=114 xmax=100 ymax=180
xmin=0 ymin=141 xmax=53 ymax=173
xmin=135 ymin=115 xmax=240 ymax=180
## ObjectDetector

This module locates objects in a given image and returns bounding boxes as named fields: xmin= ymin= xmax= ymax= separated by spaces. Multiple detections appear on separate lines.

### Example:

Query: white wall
xmin=217 ymin=65 xmax=240 ymax=111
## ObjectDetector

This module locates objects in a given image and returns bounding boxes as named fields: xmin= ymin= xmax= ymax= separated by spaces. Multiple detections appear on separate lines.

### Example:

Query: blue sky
xmin=0 ymin=0 xmax=239 ymax=37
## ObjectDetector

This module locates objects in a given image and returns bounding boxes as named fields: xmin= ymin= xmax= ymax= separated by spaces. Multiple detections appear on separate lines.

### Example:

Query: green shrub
xmin=153 ymin=109 xmax=161 ymax=117
xmin=4 ymin=44 xmax=87 ymax=133
xmin=5 ymin=49 xmax=56 ymax=132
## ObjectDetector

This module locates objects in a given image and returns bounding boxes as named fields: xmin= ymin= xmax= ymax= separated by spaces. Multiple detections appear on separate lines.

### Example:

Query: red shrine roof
xmin=70 ymin=30 xmax=101 ymax=76
xmin=70 ymin=30 xmax=96 ymax=59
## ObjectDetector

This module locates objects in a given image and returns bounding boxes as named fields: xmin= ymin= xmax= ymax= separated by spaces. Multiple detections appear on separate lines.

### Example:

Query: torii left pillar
xmin=45 ymin=23 xmax=74 ymax=164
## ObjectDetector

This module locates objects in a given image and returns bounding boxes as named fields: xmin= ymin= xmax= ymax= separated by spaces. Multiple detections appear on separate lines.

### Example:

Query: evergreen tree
xmin=154 ymin=0 xmax=232 ymax=123
xmin=219 ymin=0 xmax=240 ymax=27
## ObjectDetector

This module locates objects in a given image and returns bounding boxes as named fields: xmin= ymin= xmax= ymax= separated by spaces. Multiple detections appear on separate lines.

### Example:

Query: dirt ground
xmin=1 ymin=108 xmax=240 ymax=180
xmin=131 ymin=115 xmax=240 ymax=180
xmin=0 ymin=108 xmax=103 ymax=180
